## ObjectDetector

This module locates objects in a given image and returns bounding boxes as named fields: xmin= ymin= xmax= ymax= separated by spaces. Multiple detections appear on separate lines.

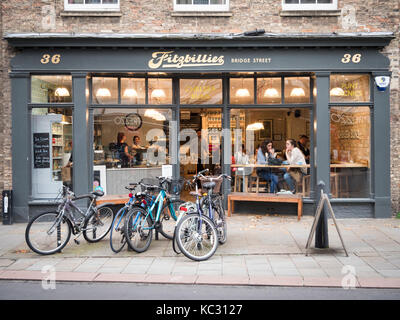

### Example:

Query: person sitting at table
xmin=116 ymin=132 xmax=133 ymax=168
xmin=234 ymin=144 xmax=250 ymax=165
xmin=282 ymin=139 xmax=307 ymax=194
xmin=256 ymin=140 xmax=279 ymax=193
xmin=297 ymin=135 xmax=310 ymax=164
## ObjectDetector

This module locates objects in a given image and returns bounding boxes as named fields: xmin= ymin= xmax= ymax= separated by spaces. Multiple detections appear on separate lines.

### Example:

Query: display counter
xmin=105 ymin=166 xmax=162 ymax=195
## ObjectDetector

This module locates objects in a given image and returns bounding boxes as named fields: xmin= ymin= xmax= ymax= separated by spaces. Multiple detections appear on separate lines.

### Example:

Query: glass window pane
xmin=317 ymin=0 xmax=332 ymax=3
xmin=284 ymin=77 xmax=310 ymax=104
xmin=230 ymin=108 xmax=311 ymax=196
xmin=176 ymin=0 xmax=192 ymax=3
xmin=92 ymin=77 xmax=118 ymax=104
xmin=285 ymin=0 xmax=299 ymax=3
xmin=230 ymin=78 xmax=254 ymax=104
xmin=330 ymin=106 xmax=371 ymax=198
xmin=257 ymin=78 xmax=282 ymax=104
xmin=121 ymin=78 xmax=145 ymax=104
xmin=68 ymin=0 xmax=83 ymax=3
xmin=148 ymin=79 xmax=172 ymax=104
xmin=330 ymin=74 xmax=370 ymax=103
xmin=93 ymin=108 xmax=172 ymax=194
xmin=180 ymin=79 xmax=223 ymax=104
xmin=85 ymin=0 xmax=101 ymax=4
xmin=32 ymin=108 xmax=73 ymax=198
xmin=300 ymin=0 xmax=316 ymax=3
xmin=194 ymin=0 xmax=209 ymax=4
xmin=210 ymin=0 xmax=226 ymax=3
xmin=31 ymin=75 xmax=72 ymax=103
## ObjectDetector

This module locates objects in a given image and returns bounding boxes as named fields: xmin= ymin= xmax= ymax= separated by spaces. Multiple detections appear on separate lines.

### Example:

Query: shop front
xmin=5 ymin=32 xmax=393 ymax=221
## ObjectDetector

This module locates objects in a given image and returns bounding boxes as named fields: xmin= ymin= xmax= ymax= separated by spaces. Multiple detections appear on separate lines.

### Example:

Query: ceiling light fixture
xmin=290 ymin=87 xmax=306 ymax=97
xmin=330 ymin=87 xmax=345 ymax=96
xmin=264 ymin=88 xmax=279 ymax=98
xmin=54 ymin=87 xmax=70 ymax=97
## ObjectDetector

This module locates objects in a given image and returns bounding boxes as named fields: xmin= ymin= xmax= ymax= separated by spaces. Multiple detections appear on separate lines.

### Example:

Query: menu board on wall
xmin=33 ymin=133 xmax=50 ymax=168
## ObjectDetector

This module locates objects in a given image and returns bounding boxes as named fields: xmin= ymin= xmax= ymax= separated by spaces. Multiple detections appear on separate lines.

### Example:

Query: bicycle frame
xmin=132 ymin=188 xmax=178 ymax=231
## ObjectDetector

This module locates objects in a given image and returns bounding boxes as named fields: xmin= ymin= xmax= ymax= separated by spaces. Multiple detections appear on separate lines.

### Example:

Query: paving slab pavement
xmin=1 ymin=214 xmax=400 ymax=289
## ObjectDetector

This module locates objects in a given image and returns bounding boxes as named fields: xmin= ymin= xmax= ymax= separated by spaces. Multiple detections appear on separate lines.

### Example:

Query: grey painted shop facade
xmin=5 ymin=32 xmax=394 ymax=222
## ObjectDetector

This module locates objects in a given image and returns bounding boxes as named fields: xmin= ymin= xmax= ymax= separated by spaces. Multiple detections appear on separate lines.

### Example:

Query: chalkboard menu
xmin=33 ymin=133 xmax=50 ymax=168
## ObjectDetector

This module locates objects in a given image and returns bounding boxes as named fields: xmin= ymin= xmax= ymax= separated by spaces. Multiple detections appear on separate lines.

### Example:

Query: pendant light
xmin=55 ymin=87 xmax=70 ymax=97
xmin=54 ymin=76 xmax=70 ymax=97
xmin=330 ymin=87 xmax=345 ymax=96
xmin=264 ymin=88 xmax=279 ymax=98
xmin=96 ymin=78 xmax=112 ymax=97
xmin=235 ymin=78 xmax=250 ymax=97
xmin=290 ymin=87 xmax=305 ymax=97
xmin=123 ymin=79 xmax=138 ymax=98
xmin=246 ymin=122 xmax=264 ymax=131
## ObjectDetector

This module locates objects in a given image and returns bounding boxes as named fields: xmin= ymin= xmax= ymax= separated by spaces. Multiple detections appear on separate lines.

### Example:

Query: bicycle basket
xmin=200 ymin=176 xmax=223 ymax=194
xmin=165 ymin=178 xmax=185 ymax=197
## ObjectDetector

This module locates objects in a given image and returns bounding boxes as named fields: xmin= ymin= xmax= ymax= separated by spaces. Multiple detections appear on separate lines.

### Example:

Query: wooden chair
xmin=249 ymin=171 xmax=269 ymax=193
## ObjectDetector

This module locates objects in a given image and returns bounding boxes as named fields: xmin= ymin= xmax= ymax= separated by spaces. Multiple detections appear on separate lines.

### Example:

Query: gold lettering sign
xmin=148 ymin=51 xmax=224 ymax=69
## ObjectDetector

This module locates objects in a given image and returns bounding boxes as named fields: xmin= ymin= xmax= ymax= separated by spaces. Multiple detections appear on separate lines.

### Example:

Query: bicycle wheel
xmin=109 ymin=206 xmax=128 ymax=253
xmin=124 ymin=207 xmax=153 ymax=253
xmin=158 ymin=199 xmax=184 ymax=240
xmin=201 ymin=196 xmax=227 ymax=245
xmin=83 ymin=206 xmax=114 ymax=243
xmin=175 ymin=213 xmax=218 ymax=261
xmin=25 ymin=211 xmax=72 ymax=255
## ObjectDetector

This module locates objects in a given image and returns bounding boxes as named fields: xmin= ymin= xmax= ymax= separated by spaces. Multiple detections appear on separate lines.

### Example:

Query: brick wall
xmin=0 ymin=0 xmax=399 ymax=214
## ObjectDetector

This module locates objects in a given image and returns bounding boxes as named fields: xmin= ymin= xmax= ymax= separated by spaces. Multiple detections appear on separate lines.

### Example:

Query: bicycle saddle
xmin=92 ymin=190 xmax=104 ymax=197
xmin=202 ymin=182 xmax=216 ymax=190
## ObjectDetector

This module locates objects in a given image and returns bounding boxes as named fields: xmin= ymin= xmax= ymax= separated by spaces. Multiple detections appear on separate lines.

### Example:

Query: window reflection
xmin=180 ymin=79 xmax=222 ymax=104
xmin=330 ymin=106 xmax=371 ymax=198
xmin=330 ymin=74 xmax=370 ymax=102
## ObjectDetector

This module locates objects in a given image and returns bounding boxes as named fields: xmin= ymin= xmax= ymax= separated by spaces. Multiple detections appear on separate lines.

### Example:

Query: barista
xmin=132 ymin=135 xmax=146 ymax=165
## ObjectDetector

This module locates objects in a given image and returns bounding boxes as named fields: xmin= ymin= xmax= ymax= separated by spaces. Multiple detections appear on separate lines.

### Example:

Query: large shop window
xmin=31 ymin=108 xmax=73 ymax=199
xmin=93 ymin=108 xmax=173 ymax=195
xmin=230 ymin=108 xmax=311 ymax=196
xmin=330 ymin=107 xmax=371 ymax=198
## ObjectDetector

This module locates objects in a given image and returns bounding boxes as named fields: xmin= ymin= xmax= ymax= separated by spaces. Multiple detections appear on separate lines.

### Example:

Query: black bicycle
xmin=25 ymin=186 xmax=115 ymax=255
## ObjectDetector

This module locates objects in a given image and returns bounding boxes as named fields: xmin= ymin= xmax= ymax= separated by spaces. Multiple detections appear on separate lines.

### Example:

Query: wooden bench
xmin=227 ymin=192 xmax=303 ymax=220
xmin=96 ymin=195 xmax=130 ymax=206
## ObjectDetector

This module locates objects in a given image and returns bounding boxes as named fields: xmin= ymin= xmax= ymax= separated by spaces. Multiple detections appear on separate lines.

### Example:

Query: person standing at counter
xmin=132 ymin=135 xmax=147 ymax=165
xmin=117 ymin=132 xmax=133 ymax=168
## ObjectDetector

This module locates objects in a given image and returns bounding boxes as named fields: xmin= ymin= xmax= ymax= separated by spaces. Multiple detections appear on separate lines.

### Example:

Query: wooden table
xmin=227 ymin=192 xmax=303 ymax=220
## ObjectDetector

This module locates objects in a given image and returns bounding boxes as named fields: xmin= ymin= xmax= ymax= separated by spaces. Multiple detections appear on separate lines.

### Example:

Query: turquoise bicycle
xmin=124 ymin=177 xmax=184 ymax=253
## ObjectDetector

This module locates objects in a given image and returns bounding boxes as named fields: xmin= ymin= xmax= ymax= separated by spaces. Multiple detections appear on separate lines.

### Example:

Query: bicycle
xmin=124 ymin=177 xmax=185 ymax=253
xmin=109 ymin=182 xmax=154 ymax=253
xmin=25 ymin=186 xmax=115 ymax=255
xmin=174 ymin=169 xmax=222 ymax=261
xmin=199 ymin=172 xmax=231 ymax=245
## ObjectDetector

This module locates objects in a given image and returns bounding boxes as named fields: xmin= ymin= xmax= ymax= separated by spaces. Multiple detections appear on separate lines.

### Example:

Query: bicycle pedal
xmin=74 ymin=239 xmax=80 ymax=245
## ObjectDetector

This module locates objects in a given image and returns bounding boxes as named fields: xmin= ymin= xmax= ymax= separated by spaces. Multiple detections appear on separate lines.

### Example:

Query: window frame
xmin=64 ymin=0 xmax=120 ymax=12
xmin=281 ymin=0 xmax=337 ymax=11
xmin=173 ymin=0 xmax=229 ymax=12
